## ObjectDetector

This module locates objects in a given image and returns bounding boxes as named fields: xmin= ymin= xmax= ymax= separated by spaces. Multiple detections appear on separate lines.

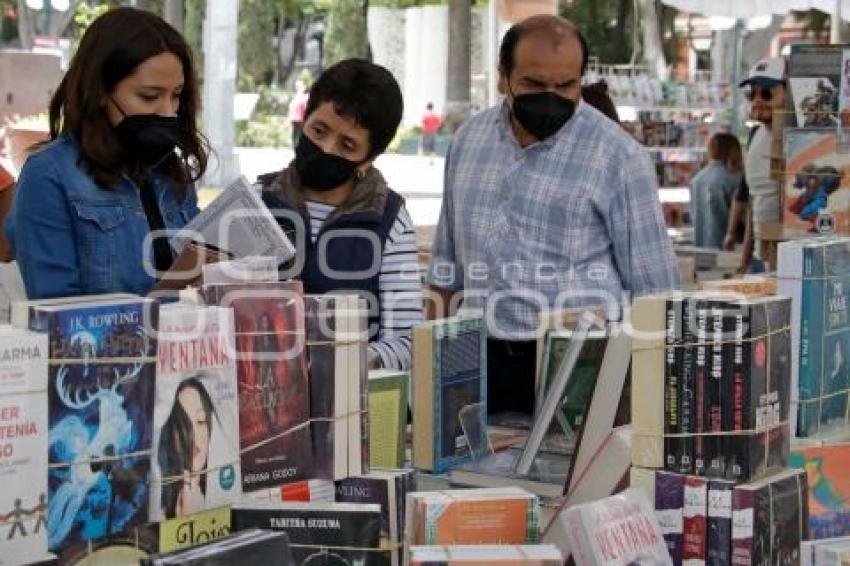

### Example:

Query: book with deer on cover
xmin=26 ymin=297 xmax=158 ymax=554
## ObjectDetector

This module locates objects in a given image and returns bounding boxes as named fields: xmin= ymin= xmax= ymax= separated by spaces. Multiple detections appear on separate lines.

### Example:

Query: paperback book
xmin=655 ymin=471 xmax=685 ymax=566
xmin=149 ymin=304 xmax=241 ymax=522
xmin=367 ymin=369 xmax=408 ymax=470
xmin=790 ymin=443 xmax=850 ymax=539
xmin=789 ymin=44 xmax=848 ymax=128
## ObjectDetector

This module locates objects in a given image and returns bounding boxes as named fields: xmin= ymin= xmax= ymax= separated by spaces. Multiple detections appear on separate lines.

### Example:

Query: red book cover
xmin=683 ymin=475 xmax=708 ymax=564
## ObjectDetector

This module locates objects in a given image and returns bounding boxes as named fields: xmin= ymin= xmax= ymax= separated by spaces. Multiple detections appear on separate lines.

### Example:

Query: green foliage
xmin=323 ymin=0 xmax=369 ymax=66
xmin=236 ymin=115 xmax=291 ymax=148
xmin=255 ymin=84 xmax=290 ymax=115
xmin=238 ymin=0 xmax=278 ymax=86
xmin=184 ymin=0 xmax=205 ymax=75
xmin=72 ymin=2 xmax=110 ymax=51
xmin=561 ymin=0 xmax=634 ymax=65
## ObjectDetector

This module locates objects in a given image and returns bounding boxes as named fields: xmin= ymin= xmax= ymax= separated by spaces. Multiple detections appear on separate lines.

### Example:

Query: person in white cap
xmin=723 ymin=56 xmax=787 ymax=271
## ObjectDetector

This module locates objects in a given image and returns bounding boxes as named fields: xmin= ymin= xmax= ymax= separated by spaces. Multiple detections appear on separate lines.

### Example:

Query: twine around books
xmin=289 ymin=541 xmax=404 ymax=553
xmin=630 ymin=324 xmax=791 ymax=352
xmin=47 ymin=356 xmax=157 ymax=365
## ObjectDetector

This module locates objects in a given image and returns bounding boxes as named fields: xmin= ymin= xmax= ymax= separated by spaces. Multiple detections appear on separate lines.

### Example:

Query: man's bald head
xmin=499 ymin=15 xmax=588 ymax=78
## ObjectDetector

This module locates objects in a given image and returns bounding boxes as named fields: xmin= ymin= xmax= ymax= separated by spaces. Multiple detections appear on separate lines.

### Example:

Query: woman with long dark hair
xmin=7 ymin=7 xmax=208 ymax=299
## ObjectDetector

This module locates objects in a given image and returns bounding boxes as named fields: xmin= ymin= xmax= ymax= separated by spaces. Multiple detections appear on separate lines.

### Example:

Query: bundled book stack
xmin=631 ymin=291 xmax=811 ymax=564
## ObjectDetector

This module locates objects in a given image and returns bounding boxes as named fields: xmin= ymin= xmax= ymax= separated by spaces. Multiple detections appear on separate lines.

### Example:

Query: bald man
xmin=427 ymin=15 xmax=680 ymax=416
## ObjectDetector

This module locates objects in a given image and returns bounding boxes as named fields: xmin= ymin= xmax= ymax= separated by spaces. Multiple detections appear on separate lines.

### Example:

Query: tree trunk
xmin=163 ymin=0 xmax=184 ymax=33
xmin=16 ymin=0 xmax=33 ymax=49
xmin=445 ymin=0 xmax=472 ymax=133
xmin=639 ymin=0 xmax=668 ymax=80
xmin=614 ymin=0 xmax=630 ymax=62
xmin=278 ymin=16 xmax=307 ymax=87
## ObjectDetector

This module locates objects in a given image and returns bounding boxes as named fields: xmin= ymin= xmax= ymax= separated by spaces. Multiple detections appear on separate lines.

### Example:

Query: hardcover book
xmin=778 ymin=237 xmax=850 ymax=439
xmin=790 ymin=443 xmax=850 ymax=539
xmin=405 ymin=487 xmax=539 ymax=547
xmin=150 ymin=304 xmax=240 ymax=522
xmin=203 ymin=281 xmax=313 ymax=490
xmin=557 ymin=488 xmax=672 ymax=566
xmin=29 ymin=297 xmax=158 ymax=554
xmin=143 ymin=528 xmax=294 ymax=566
xmin=231 ymin=501 xmax=385 ymax=566
xmin=412 ymin=317 xmax=486 ymax=473
xmin=783 ymin=129 xmax=850 ymax=235
xmin=731 ymin=468 xmax=809 ymax=566
xmin=0 ymin=328 xmax=49 ymax=565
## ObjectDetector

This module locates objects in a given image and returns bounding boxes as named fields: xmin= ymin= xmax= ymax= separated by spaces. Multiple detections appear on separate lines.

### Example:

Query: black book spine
xmin=726 ymin=305 xmax=749 ymax=482
xmin=679 ymin=299 xmax=697 ymax=474
xmin=665 ymin=298 xmax=683 ymax=472
xmin=707 ymin=303 xmax=725 ymax=478
xmin=707 ymin=479 xmax=735 ymax=566
xmin=748 ymin=301 xmax=770 ymax=480
xmin=694 ymin=301 xmax=709 ymax=476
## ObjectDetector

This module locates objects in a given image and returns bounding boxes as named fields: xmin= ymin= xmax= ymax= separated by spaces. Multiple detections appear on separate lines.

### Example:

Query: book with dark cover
xmin=725 ymin=296 xmax=792 ymax=483
xmin=693 ymin=300 xmax=710 ymax=477
xmin=143 ymin=528 xmax=294 ymax=566
xmin=731 ymin=469 xmax=809 ymax=566
xmin=231 ymin=501 xmax=386 ymax=566
xmin=335 ymin=475 xmax=392 ymax=538
xmin=30 ymin=297 xmax=158 ymax=554
xmin=655 ymin=471 xmax=685 ymax=566
xmin=665 ymin=298 xmax=684 ymax=473
xmin=707 ymin=479 xmax=735 ymax=566
xmin=679 ymin=298 xmax=698 ymax=475
xmin=203 ymin=281 xmax=313 ymax=490
xmin=412 ymin=317 xmax=487 ymax=473
xmin=706 ymin=302 xmax=725 ymax=478
xmin=683 ymin=475 xmax=708 ymax=565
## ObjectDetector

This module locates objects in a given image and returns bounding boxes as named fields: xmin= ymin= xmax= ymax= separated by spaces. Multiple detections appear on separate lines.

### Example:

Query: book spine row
xmin=665 ymin=299 xmax=682 ymax=472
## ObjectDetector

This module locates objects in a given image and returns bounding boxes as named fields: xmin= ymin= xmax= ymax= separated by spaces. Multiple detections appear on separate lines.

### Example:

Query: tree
xmin=238 ymin=0 xmax=278 ymax=86
xmin=443 ymin=0 xmax=471 ymax=132
xmin=638 ymin=0 xmax=668 ymax=79
xmin=561 ymin=0 xmax=634 ymax=65
xmin=322 ymin=0 xmax=369 ymax=66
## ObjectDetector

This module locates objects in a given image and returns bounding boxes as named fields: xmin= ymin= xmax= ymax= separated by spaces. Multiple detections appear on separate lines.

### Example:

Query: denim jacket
xmin=6 ymin=135 xmax=199 ymax=299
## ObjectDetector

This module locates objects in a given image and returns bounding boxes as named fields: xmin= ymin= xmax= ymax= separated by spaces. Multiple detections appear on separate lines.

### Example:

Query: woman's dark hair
xmin=304 ymin=59 xmax=403 ymax=159
xmin=48 ymin=7 xmax=207 ymax=189
xmin=158 ymin=376 xmax=216 ymax=519
xmin=581 ymin=81 xmax=620 ymax=124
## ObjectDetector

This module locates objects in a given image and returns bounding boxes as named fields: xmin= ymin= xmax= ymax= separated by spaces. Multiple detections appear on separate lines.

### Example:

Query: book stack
xmin=0 ymin=327 xmax=49 ymax=565
xmin=409 ymin=545 xmax=564 ymax=565
xmin=404 ymin=487 xmax=539 ymax=549
xmin=231 ymin=501 xmax=391 ymax=564
xmin=23 ymin=295 xmax=159 ymax=559
xmin=304 ymin=294 xmax=369 ymax=480
xmin=802 ymin=536 xmax=850 ymax=565
xmin=412 ymin=316 xmax=486 ymax=473
xmin=778 ymin=237 xmax=850 ymax=440
xmin=698 ymin=275 xmax=778 ymax=297
xmin=335 ymin=469 xmax=416 ymax=566
xmin=149 ymin=303 xmax=241 ymax=522
xmin=202 ymin=281 xmax=314 ymax=491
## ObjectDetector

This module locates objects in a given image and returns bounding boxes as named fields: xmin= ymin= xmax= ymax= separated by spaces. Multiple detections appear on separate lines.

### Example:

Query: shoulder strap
xmin=378 ymin=190 xmax=405 ymax=246
xmin=746 ymin=125 xmax=761 ymax=151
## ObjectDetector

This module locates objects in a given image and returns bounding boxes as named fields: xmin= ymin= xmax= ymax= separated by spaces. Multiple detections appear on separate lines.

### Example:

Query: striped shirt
xmin=306 ymin=200 xmax=423 ymax=370
xmin=427 ymin=101 xmax=681 ymax=339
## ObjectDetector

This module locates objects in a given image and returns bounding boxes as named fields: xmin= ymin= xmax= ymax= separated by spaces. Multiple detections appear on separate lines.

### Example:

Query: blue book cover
xmin=432 ymin=318 xmax=486 ymax=474
xmin=30 ymin=298 xmax=157 ymax=553
xmin=799 ymin=239 xmax=850 ymax=437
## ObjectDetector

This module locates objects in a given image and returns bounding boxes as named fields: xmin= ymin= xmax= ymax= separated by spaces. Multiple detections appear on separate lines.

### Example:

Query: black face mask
xmin=113 ymin=101 xmax=180 ymax=167
xmin=294 ymin=133 xmax=362 ymax=191
xmin=511 ymin=91 xmax=576 ymax=141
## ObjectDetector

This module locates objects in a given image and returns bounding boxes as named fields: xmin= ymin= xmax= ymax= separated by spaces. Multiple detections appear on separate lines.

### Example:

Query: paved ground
xmin=198 ymin=147 xmax=446 ymax=227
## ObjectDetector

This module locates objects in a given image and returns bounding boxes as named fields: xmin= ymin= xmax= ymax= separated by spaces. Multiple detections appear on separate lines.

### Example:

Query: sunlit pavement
xmin=197 ymin=147 xmax=445 ymax=228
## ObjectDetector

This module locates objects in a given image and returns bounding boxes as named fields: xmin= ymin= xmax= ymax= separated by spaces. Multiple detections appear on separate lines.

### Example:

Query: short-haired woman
xmin=690 ymin=132 xmax=744 ymax=250
xmin=261 ymin=59 xmax=423 ymax=371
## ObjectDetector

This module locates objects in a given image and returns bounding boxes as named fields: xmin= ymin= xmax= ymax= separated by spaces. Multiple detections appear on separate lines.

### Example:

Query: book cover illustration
xmin=789 ymin=44 xmax=846 ymax=128
xmin=434 ymin=319 xmax=486 ymax=472
xmin=158 ymin=506 xmax=232 ymax=554
xmin=783 ymin=129 xmax=850 ymax=235
xmin=231 ymin=501 xmax=384 ymax=566
xmin=790 ymin=443 xmax=850 ymax=539
xmin=205 ymin=282 xmax=313 ymax=490
xmin=150 ymin=305 xmax=240 ymax=522
xmin=797 ymin=239 xmax=850 ymax=438
xmin=0 ymin=329 xmax=49 ymax=565
xmin=731 ymin=469 xmax=809 ymax=566
xmin=34 ymin=299 xmax=157 ymax=553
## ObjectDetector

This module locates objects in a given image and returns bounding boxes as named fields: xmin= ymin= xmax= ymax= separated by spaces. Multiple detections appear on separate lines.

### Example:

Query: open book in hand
xmin=172 ymin=175 xmax=296 ymax=262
